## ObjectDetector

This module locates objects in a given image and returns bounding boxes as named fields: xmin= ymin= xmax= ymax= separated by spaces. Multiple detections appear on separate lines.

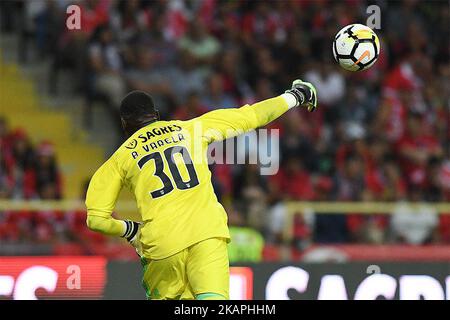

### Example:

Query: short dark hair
xmin=120 ymin=90 xmax=156 ymax=119
xmin=119 ymin=91 xmax=159 ymax=136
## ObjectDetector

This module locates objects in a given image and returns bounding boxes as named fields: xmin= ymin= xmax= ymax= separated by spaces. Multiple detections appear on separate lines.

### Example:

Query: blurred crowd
xmin=0 ymin=118 xmax=62 ymax=200
xmin=0 ymin=120 xmax=137 ymax=257
xmin=0 ymin=0 xmax=449 ymax=258
xmin=0 ymin=118 xmax=89 ymax=253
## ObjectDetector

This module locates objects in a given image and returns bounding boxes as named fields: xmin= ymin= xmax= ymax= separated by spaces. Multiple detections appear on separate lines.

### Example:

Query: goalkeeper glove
xmin=285 ymin=79 xmax=318 ymax=112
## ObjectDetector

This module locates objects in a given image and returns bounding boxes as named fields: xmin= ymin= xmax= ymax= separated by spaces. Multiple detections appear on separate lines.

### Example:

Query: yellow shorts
xmin=141 ymin=237 xmax=229 ymax=300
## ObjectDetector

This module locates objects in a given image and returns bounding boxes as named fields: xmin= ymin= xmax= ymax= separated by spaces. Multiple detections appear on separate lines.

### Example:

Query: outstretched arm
xmin=249 ymin=79 xmax=318 ymax=127
xmin=196 ymin=79 xmax=317 ymax=143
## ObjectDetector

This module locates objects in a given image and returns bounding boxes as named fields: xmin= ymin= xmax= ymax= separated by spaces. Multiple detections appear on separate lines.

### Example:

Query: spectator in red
xmin=172 ymin=91 xmax=208 ymax=120
xmin=397 ymin=111 xmax=443 ymax=188
xmin=383 ymin=53 xmax=431 ymax=113
xmin=270 ymin=156 xmax=315 ymax=201
xmin=365 ymin=140 xmax=406 ymax=201
xmin=292 ymin=212 xmax=312 ymax=253
xmin=79 ymin=0 xmax=111 ymax=37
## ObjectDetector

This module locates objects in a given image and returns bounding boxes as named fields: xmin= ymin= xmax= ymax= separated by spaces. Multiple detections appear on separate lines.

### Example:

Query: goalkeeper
xmin=85 ymin=80 xmax=317 ymax=300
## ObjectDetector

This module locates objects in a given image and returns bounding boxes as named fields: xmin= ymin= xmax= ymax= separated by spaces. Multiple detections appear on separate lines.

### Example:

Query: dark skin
xmin=120 ymin=111 xmax=160 ymax=138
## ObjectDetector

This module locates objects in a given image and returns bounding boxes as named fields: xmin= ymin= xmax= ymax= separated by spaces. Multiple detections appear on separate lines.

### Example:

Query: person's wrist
xmin=281 ymin=92 xmax=298 ymax=109
xmin=122 ymin=220 xmax=140 ymax=242
xmin=285 ymin=88 xmax=306 ymax=107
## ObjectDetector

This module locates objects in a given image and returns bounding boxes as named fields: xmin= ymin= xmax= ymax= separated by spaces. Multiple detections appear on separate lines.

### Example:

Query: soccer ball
xmin=333 ymin=24 xmax=380 ymax=72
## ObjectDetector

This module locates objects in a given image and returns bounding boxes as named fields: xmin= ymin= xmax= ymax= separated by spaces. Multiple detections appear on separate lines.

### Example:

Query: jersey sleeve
xmin=195 ymin=96 xmax=289 ymax=144
xmin=85 ymin=155 xmax=124 ymax=219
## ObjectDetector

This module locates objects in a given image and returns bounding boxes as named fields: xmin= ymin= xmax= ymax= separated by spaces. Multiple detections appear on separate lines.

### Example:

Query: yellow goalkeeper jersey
xmin=85 ymin=96 xmax=289 ymax=259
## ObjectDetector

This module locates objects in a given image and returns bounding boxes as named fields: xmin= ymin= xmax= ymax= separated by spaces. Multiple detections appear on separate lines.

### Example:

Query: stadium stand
xmin=0 ymin=0 xmax=449 ymax=261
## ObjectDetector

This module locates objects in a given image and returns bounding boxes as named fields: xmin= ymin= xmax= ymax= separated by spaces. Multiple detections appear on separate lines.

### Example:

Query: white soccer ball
xmin=333 ymin=24 xmax=380 ymax=72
